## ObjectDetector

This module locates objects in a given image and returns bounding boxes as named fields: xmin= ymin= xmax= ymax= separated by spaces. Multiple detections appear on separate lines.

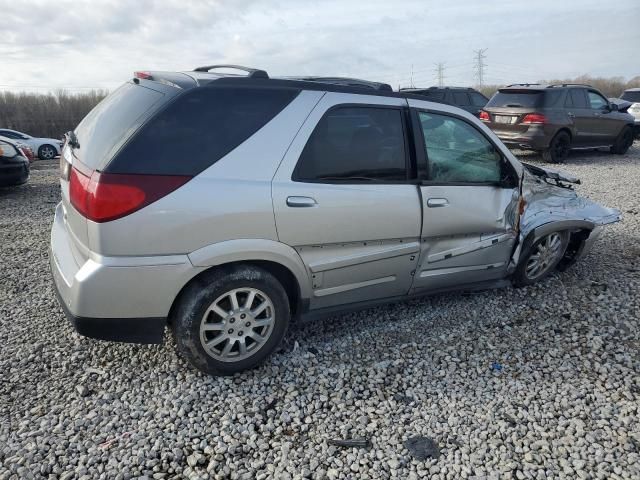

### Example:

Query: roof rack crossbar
xmin=193 ymin=64 xmax=269 ymax=79
xmin=547 ymin=83 xmax=594 ymax=88
xmin=506 ymin=83 xmax=541 ymax=87
xmin=292 ymin=76 xmax=393 ymax=92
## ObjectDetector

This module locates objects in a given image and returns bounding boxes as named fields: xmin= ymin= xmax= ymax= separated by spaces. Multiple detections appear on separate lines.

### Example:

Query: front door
xmin=408 ymin=106 xmax=520 ymax=292
xmin=272 ymin=94 xmax=422 ymax=309
xmin=585 ymin=90 xmax=622 ymax=143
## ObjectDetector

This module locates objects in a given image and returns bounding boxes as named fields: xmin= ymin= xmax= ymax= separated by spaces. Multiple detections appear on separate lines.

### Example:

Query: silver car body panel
xmin=50 ymin=83 xmax=621 ymax=326
xmin=272 ymin=92 xmax=422 ymax=308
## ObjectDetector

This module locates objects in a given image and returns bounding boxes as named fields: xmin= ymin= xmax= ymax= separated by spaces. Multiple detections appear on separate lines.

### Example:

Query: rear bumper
xmin=0 ymin=163 xmax=29 ymax=186
xmin=50 ymin=202 xmax=202 ymax=344
xmin=490 ymin=127 xmax=551 ymax=150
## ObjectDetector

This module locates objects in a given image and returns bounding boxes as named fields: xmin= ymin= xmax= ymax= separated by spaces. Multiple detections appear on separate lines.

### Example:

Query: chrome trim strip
xmin=314 ymin=275 xmax=397 ymax=297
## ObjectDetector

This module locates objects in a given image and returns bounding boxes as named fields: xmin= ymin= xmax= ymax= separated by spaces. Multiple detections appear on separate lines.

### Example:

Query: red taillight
xmin=69 ymin=165 xmax=190 ymax=222
xmin=479 ymin=111 xmax=490 ymax=121
xmin=134 ymin=71 xmax=153 ymax=80
xmin=521 ymin=113 xmax=547 ymax=124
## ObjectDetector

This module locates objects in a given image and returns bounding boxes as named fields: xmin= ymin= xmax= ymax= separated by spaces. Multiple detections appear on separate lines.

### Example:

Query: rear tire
xmin=38 ymin=144 xmax=57 ymax=160
xmin=610 ymin=126 xmax=633 ymax=155
xmin=513 ymin=231 xmax=569 ymax=287
xmin=542 ymin=132 xmax=571 ymax=163
xmin=171 ymin=265 xmax=290 ymax=376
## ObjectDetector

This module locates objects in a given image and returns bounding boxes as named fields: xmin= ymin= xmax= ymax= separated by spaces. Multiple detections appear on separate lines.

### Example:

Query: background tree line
xmin=0 ymin=89 xmax=107 ymax=139
xmin=477 ymin=74 xmax=640 ymax=99
xmin=0 ymin=74 xmax=638 ymax=139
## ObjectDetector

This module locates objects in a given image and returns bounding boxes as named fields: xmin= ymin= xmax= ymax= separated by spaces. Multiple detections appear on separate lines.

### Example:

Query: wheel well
xmin=167 ymin=260 xmax=302 ymax=325
xmin=556 ymin=128 xmax=572 ymax=142
xmin=557 ymin=228 xmax=591 ymax=271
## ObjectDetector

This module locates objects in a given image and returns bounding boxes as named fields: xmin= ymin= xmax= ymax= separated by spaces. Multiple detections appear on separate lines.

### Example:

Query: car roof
xmin=624 ymin=87 xmax=640 ymax=92
xmin=134 ymin=66 xmax=457 ymax=102
xmin=500 ymin=83 xmax=596 ymax=91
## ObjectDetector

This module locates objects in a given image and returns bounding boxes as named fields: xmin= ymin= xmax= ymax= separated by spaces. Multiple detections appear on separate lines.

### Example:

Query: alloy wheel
xmin=199 ymin=287 xmax=275 ymax=362
xmin=525 ymin=232 xmax=564 ymax=281
xmin=40 ymin=146 xmax=56 ymax=159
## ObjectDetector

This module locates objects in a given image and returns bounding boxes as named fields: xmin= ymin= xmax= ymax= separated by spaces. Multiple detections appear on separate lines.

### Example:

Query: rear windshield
xmin=74 ymin=83 xmax=166 ymax=169
xmin=487 ymin=90 xmax=563 ymax=108
xmin=105 ymin=86 xmax=299 ymax=175
xmin=621 ymin=91 xmax=640 ymax=102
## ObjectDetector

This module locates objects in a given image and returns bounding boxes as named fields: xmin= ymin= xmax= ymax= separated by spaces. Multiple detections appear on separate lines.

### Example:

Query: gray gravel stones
xmin=1 ymin=144 xmax=640 ymax=479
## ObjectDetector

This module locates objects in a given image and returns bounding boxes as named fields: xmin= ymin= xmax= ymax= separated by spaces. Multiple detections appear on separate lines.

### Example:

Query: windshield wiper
xmin=65 ymin=131 xmax=80 ymax=149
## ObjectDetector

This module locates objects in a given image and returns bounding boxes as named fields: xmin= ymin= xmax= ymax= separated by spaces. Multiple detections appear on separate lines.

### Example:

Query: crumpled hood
xmin=522 ymin=162 xmax=580 ymax=185
xmin=520 ymin=169 xmax=621 ymax=231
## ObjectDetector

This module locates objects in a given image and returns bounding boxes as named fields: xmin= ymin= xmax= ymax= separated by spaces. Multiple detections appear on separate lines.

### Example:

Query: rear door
xmin=408 ymin=103 xmax=520 ymax=292
xmin=563 ymin=88 xmax=591 ymax=146
xmin=272 ymin=93 xmax=421 ymax=309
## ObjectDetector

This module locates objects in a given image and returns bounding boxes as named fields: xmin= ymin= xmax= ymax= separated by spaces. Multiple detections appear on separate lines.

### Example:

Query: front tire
xmin=610 ymin=126 xmax=633 ymax=155
xmin=513 ymin=231 xmax=569 ymax=287
xmin=172 ymin=265 xmax=290 ymax=376
xmin=38 ymin=144 xmax=57 ymax=160
xmin=542 ymin=131 xmax=571 ymax=163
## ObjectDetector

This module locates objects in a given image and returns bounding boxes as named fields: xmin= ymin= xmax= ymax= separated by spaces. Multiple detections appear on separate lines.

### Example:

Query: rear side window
xmin=106 ymin=86 xmax=299 ymax=175
xmin=452 ymin=92 xmax=470 ymax=106
xmin=621 ymin=91 xmax=640 ymax=102
xmin=293 ymin=106 xmax=407 ymax=182
xmin=75 ymin=83 xmax=166 ymax=169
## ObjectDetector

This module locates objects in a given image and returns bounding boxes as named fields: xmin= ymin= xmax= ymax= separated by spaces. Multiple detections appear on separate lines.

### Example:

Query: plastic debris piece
xmin=404 ymin=436 xmax=440 ymax=460
xmin=327 ymin=438 xmax=371 ymax=449
xmin=490 ymin=362 xmax=503 ymax=372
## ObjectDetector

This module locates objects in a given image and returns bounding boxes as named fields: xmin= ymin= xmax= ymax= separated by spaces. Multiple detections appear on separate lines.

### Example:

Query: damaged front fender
xmin=509 ymin=166 xmax=621 ymax=272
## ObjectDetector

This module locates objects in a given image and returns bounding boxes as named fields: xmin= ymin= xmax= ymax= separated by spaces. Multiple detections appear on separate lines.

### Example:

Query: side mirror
xmin=609 ymin=103 xmax=619 ymax=112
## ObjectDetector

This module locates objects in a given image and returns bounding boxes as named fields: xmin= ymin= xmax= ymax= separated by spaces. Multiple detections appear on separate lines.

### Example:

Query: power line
xmin=473 ymin=48 xmax=488 ymax=87
xmin=434 ymin=63 xmax=445 ymax=87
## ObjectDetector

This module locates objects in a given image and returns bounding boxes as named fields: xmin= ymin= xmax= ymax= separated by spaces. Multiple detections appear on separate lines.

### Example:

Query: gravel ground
xmin=1 ymin=144 xmax=639 ymax=480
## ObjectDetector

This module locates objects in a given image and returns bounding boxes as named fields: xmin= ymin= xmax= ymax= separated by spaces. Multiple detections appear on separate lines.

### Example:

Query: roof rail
xmin=506 ymin=83 xmax=541 ymax=87
xmin=290 ymin=76 xmax=393 ymax=92
xmin=547 ymin=83 xmax=593 ymax=88
xmin=193 ymin=64 xmax=269 ymax=79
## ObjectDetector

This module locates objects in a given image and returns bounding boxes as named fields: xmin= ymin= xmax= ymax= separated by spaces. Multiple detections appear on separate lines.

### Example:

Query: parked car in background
xmin=0 ymin=135 xmax=35 ymax=163
xmin=0 ymin=138 xmax=30 ymax=186
xmin=480 ymin=84 xmax=635 ymax=163
xmin=620 ymin=88 xmax=640 ymax=135
xmin=51 ymin=66 xmax=620 ymax=376
xmin=0 ymin=128 xmax=62 ymax=160
xmin=400 ymin=86 xmax=489 ymax=117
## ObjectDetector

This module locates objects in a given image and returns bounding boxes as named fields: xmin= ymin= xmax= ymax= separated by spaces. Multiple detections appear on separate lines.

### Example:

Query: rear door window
xmin=621 ymin=91 xmax=640 ymax=102
xmin=469 ymin=92 xmax=488 ymax=107
xmin=106 ymin=86 xmax=300 ymax=175
xmin=566 ymin=89 xmax=588 ymax=108
xmin=452 ymin=92 xmax=471 ymax=106
xmin=293 ymin=106 xmax=408 ymax=182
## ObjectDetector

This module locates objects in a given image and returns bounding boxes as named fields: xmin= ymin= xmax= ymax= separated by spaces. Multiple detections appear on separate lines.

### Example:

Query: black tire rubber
xmin=610 ymin=126 xmax=634 ymax=155
xmin=512 ymin=231 xmax=569 ymax=288
xmin=541 ymin=131 xmax=571 ymax=163
xmin=38 ymin=144 xmax=56 ymax=160
xmin=171 ymin=265 xmax=290 ymax=376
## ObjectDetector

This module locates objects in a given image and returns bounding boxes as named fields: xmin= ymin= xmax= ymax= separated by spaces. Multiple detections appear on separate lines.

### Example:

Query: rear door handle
xmin=286 ymin=196 xmax=317 ymax=208
xmin=427 ymin=198 xmax=449 ymax=208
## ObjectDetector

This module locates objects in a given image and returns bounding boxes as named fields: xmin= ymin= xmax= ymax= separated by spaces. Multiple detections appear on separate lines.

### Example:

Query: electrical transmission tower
xmin=434 ymin=63 xmax=445 ymax=87
xmin=473 ymin=48 xmax=487 ymax=87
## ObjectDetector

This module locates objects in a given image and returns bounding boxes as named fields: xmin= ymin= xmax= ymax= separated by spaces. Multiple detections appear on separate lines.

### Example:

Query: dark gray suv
xmin=481 ymin=84 xmax=635 ymax=163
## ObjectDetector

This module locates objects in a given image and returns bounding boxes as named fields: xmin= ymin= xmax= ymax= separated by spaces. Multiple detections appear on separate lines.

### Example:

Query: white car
xmin=0 ymin=128 xmax=62 ymax=160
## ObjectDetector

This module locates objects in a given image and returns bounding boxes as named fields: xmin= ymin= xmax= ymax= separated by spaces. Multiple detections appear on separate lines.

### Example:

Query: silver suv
xmin=51 ymin=65 xmax=621 ymax=375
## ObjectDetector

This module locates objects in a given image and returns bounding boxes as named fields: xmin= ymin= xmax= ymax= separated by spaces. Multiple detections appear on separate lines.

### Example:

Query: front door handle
xmin=427 ymin=198 xmax=449 ymax=208
xmin=567 ymin=112 xmax=575 ymax=118
xmin=286 ymin=196 xmax=317 ymax=208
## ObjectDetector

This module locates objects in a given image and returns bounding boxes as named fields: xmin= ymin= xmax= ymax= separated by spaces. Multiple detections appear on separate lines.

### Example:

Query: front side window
xmin=587 ymin=91 xmax=608 ymax=109
xmin=419 ymin=111 xmax=502 ymax=184
xmin=294 ymin=106 xmax=407 ymax=182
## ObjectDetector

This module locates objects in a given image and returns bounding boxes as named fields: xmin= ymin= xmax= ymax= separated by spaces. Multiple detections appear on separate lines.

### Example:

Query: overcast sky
xmin=1 ymin=0 xmax=638 ymax=92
